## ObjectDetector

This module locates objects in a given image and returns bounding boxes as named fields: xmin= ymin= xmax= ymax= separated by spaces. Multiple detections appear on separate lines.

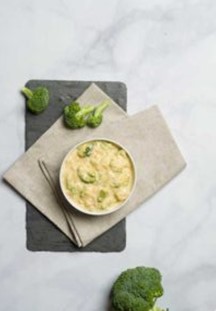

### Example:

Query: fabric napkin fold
xmin=3 ymin=83 xmax=128 ymax=247
xmin=38 ymin=105 xmax=186 ymax=246
xmin=38 ymin=159 xmax=83 ymax=247
xmin=3 ymin=83 xmax=186 ymax=247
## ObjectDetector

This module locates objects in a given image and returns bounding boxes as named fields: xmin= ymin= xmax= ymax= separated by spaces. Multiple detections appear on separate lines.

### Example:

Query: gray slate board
xmin=25 ymin=80 xmax=127 ymax=252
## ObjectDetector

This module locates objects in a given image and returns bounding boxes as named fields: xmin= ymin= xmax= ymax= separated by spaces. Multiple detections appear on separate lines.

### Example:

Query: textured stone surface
xmin=25 ymin=80 xmax=127 ymax=252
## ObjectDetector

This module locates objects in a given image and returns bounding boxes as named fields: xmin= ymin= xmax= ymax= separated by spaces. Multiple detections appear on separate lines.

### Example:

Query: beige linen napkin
xmin=3 ymin=83 xmax=186 ymax=247
xmin=3 ymin=83 xmax=127 ymax=246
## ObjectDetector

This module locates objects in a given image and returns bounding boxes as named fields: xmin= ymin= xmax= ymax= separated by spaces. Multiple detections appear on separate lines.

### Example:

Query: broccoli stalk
xmin=150 ymin=307 xmax=169 ymax=311
xmin=111 ymin=266 xmax=167 ymax=311
xmin=21 ymin=86 xmax=49 ymax=114
xmin=21 ymin=87 xmax=33 ymax=99
xmin=87 ymin=100 xmax=109 ymax=128
xmin=63 ymin=102 xmax=95 ymax=129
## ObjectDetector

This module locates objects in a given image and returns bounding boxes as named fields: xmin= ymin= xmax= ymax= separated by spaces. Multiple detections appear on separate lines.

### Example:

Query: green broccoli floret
xmin=77 ymin=167 xmax=97 ymax=183
xmin=86 ymin=100 xmax=109 ymax=128
xmin=21 ymin=86 xmax=49 ymax=114
xmin=97 ymin=189 xmax=107 ymax=202
xmin=111 ymin=266 xmax=165 ymax=311
xmin=63 ymin=102 xmax=94 ymax=129
xmin=77 ymin=143 xmax=94 ymax=157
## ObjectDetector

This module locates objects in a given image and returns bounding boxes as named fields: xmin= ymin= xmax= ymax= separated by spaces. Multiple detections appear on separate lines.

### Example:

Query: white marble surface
xmin=1 ymin=0 xmax=216 ymax=310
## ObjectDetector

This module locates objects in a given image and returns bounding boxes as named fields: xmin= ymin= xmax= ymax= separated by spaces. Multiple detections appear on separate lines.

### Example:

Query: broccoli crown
xmin=63 ymin=102 xmax=94 ymax=129
xmin=21 ymin=86 xmax=49 ymax=114
xmin=87 ymin=100 xmax=109 ymax=128
xmin=111 ymin=267 xmax=164 ymax=311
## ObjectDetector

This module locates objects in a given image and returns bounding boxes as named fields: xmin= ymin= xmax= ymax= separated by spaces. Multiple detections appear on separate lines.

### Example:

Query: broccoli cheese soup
xmin=60 ymin=139 xmax=136 ymax=215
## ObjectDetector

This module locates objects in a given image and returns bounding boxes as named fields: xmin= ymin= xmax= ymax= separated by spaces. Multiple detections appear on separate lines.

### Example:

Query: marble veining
xmin=1 ymin=0 xmax=216 ymax=310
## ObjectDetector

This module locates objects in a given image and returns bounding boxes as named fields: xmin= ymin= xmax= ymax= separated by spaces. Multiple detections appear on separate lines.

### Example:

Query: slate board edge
xmin=24 ymin=80 xmax=127 ymax=253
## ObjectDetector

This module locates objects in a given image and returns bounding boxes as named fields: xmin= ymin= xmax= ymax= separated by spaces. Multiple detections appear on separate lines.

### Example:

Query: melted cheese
xmin=61 ymin=140 xmax=134 ymax=213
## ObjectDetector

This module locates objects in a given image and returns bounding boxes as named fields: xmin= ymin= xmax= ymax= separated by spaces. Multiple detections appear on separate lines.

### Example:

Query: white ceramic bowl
xmin=59 ymin=138 xmax=136 ymax=216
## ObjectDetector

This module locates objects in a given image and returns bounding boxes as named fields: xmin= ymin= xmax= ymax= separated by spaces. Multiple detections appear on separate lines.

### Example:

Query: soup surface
xmin=61 ymin=140 xmax=135 ymax=213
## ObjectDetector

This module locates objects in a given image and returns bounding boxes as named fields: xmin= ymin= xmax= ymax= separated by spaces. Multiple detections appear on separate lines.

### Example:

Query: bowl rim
xmin=59 ymin=137 xmax=137 ymax=216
